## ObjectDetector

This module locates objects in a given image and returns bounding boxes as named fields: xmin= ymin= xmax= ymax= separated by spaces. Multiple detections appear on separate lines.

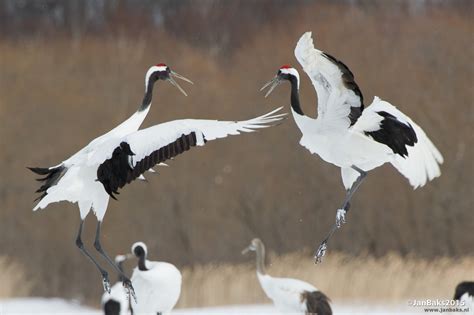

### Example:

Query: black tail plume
xmin=29 ymin=165 xmax=66 ymax=202
xmin=27 ymin=167 xmax=52 ymax=175
xmin=304 ymin=290 xmax=332 ymax=315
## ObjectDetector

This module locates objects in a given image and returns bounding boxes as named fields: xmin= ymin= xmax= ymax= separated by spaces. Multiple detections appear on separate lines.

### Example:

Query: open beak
xmin=168 ymin=71 xmax=193 ymax=96
xmin=260 ymin=75 xmax=282 ymax=98
xmin=241 ymin=246 xmax=251 ymax=255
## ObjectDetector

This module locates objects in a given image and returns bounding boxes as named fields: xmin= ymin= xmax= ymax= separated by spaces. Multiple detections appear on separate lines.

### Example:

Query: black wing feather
xmin=97 ymin=133 xmax=198 ymax=199
xmin=365 ymin=111 xmax=417 ymax=157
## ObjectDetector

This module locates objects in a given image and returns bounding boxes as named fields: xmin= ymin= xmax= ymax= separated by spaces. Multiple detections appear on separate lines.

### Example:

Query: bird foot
xmin=123 ymin=278 xmax=137 ymax=304
xmin=314 ymin=241 xmax=327 ymax=264
xmin=102 ymin=274 xmax=111 ymax=293
xmin=336 ymin=209 xmax=346 ymax=228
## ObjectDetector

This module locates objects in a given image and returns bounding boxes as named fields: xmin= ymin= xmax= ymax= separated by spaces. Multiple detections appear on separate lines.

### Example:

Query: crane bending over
xmin=242 ymin=238 xmax=332 ymax=315
xmin=261 ymin=32 xmax=443 ymax=263
xmin=130 ymin=242 xmax=182 ymax=314
xmin=29 ymin=64 xmax=286 ymax=296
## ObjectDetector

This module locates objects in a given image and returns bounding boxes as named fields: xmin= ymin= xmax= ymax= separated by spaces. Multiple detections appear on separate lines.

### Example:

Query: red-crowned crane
xmin=29 ymin=64 xmax=286 ymax=297
xmin=261 ymin=32 xmax=443 ymax=263
xmin=130 ymin=242 xmax=181 ymax=314
xmin=242 ymin=238 xmax=332 ymax=315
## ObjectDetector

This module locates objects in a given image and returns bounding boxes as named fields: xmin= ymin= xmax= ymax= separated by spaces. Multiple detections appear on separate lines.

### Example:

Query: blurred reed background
xmin=0 ymin=0 xmax=472 ymax=307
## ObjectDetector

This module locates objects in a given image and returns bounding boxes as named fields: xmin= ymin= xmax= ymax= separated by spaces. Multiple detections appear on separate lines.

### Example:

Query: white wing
xmin=354 ymin=97 xmax=443 ymax=188
xmin=64 ymin=109 xmax=150 ymax=167
xmin=128 ymin=107 xmax=285 ymax=164
xmin=295 ymin=31 xmax=364 ymax=129
xmin=94 ymin=107 xmax=286 ymax=198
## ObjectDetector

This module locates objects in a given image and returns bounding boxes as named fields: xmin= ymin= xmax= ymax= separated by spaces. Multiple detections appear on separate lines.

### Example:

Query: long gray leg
xmin=314 ymin=166 xmax=367 ymax=263
xmin=75 ymin=220 xmax=111 ymax=293
xmin=93 ymin=221 xmax=136 ymax=302
xmin=339 ymin=165 xmax=367 ymax=217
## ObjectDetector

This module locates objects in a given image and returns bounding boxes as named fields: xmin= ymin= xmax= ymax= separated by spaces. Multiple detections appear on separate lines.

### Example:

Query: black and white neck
xmin=279 ymin=66 xmax=304 ymax=116
xmin=139 ymin=64 xmax=169 ymax=112
xmin=132 ymin=242 xmax=149 ymax=271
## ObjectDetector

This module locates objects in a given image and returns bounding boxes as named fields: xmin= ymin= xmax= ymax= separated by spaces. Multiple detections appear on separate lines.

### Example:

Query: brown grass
xmin=178 ymin=251 xmax=474 ymax=308
xmin=0 ymin=2 xmax=472 ymax=305
xmin=0 ymin=256 xmax=34 ymax=298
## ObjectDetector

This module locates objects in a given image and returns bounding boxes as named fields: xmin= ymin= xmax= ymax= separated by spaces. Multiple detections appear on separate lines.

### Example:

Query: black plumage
xmin=97 ymin=132 xmax=198 ymax=199
xmin=454 ymin=281 xmax=474 ymax=300
xmin=103 ymin=300 xmax=121 ymax=315
xmin=365 ymin=111 xmax=418 ymax=157
xmin=28 ymin=165 xmax=66 ymax=201
xmin=302 ymin=290 xmax=332 ymax=315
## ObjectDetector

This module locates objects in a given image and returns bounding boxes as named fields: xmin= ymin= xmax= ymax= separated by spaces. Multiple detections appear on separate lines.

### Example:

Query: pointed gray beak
xmin=260 ymin=75 xmax=282 ymax=98
xmin=168 ymin=71 xmax=193 ymax=96
xmin=115 ymin=253 xmax=134 ymax=264
xmin=241 ymin=245 xmax=251 ymax=255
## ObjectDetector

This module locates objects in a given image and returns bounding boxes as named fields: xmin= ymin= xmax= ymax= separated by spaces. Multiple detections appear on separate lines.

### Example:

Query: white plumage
xmin=262 ymin=32 xmax=443 ymax=262
xmin=293 ymin=32 xmax=443 ymax=188
xmin=29 ymin=63 xmax=285 ymax=293
xmin=242 ymin=238 xmax=332 ymax=315
xmin=33 ymin=107 xmax=285 ymax=221
xmin=130 ymin=242 xmax=182 ymax=315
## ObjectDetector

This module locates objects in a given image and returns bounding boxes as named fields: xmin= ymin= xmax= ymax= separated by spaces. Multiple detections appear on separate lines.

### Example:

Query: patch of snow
xmin=2 ymin=298 xmax=469 ymax=315
xmin=0 ymin=298 xmax=99 ymax=315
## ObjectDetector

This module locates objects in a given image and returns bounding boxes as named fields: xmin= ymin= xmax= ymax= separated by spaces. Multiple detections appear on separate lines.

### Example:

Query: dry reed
xmin=178 ymin=251 xmax=474 ymax=308
xmin=0 ymin=256 xmax=34 ymax=298
xmin=0 ymin=2 xmax=472 ymax=305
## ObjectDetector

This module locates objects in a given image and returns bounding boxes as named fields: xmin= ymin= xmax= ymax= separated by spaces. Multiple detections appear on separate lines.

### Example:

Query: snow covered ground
xmin=0 ymin=298 xmax=470 ymax=315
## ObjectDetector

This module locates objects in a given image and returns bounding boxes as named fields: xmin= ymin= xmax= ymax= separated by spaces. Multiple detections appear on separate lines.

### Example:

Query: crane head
xmin=260 ymin=65 xmax=300 ymax=97
xmin=115 ymin=254 xmax=133 ymax=264
xmin=145 ymin=64 xmax=193 ymax=96
xmin=241 ymin=238 xmax=263 ymax=255
xmin=131 ymin=241 xmax=148 ymax=258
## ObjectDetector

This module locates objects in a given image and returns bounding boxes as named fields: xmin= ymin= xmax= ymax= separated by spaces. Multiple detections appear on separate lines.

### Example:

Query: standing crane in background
xmin=242 ymin=238 xmax=332 ymax=315
xmin=261 ymin=32 xmax=443 ymax=263
xmin=129 ymin=242 xmax=182 ymax=314
xmin=29 ymin=63 xmax=286 ymax=297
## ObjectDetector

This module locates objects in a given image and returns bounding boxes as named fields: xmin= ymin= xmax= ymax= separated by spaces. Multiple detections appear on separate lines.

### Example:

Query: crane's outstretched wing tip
xmin=296 ymin=32 xmax=314 ymax=48
xmin=302 ymin=31 xmax=313 ymax=39
xmin=295 ymin=31 xmax=319 ymax=63
xmin=261 ymin=106 xmax=284 ymax=116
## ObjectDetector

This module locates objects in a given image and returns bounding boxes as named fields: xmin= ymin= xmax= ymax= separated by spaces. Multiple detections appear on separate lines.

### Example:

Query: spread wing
xmin=96 ymin=107 xmax=286 ymax=198
xmin=294 ymin=31 xmax=364 ymax=129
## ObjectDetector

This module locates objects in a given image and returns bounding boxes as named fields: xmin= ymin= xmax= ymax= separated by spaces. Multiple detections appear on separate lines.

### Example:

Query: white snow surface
xmin=1 ymin=298 xmax=470 ymax=315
